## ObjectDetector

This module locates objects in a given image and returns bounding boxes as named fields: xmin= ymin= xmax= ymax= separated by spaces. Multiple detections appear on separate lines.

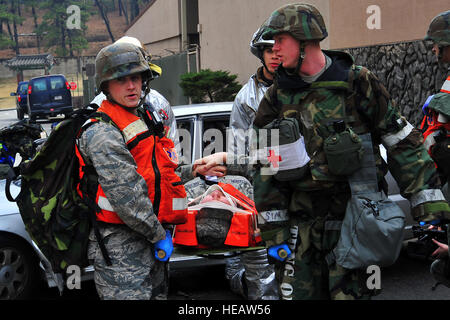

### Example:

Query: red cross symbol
xmin=267 ymin=149 xmax=282 ymax=168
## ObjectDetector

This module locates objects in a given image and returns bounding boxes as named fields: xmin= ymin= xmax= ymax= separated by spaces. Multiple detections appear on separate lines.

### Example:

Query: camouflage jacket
xmin=253 ymin=50 xmax=448 ymax=223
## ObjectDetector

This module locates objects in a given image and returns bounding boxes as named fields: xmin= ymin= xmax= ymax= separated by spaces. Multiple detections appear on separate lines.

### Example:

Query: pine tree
xmin=180 ymin=69 xmax=242 ymax=103
xmin=36 ymin=0 xmax=90 ymax=57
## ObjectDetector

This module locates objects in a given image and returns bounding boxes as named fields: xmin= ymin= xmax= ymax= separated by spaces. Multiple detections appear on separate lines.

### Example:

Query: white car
xmin=0 ymin=101 xmax=415 ymax=299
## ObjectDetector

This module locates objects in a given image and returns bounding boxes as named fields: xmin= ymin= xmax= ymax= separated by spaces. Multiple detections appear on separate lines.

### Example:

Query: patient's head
xmin=200 ymin=189 xmax=234 ymax=206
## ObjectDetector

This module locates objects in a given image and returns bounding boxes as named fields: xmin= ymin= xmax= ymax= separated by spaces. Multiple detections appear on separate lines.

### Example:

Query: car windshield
xmin=32 ymin=78 xmax=47 ymax=92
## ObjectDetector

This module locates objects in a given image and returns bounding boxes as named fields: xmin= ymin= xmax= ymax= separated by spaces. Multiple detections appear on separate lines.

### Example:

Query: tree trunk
xmin=6 ymin=21 xmax=13 ymax=41
xmin=31 ymin=5 xmax=40 ymax=53
xmin=17 ymin=0 xmax=21 ymax=25
xmin=130 ymin=0 xmax=139 ymax=21
xmin=10 ymin=0 xmax=19 ymax=54
xmin=118 ymin=0 xmax=123 ymax=16
xmin=95 ymin=0 xmax=115 ymax=43
xmin=60 ymin=18 xmax=67 ymax=56
xmin=67 ymin=29 xmax=73 ymax=57
xmin=121 ymin=0 xmax=129 ymax=25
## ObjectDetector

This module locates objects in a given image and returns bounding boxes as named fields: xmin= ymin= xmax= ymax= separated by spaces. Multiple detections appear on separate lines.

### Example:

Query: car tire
xmin=0 ymin=233 xmax=40 ymax=300
xmin=16 ymin=109 xmax=24 ymax=120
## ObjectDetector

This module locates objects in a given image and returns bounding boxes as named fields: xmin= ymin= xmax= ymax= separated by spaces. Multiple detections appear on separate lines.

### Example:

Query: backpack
xmin=6 ymin=106 xmax=112 ymax=275
xmin=0 ymin=120 xmax=45 ymax=178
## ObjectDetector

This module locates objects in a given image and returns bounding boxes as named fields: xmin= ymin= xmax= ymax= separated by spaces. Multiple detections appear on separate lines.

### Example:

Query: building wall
xmin=345 ymin=41 xmax=448 ymax=126
xmin=126 ymin=0 xmax=181 ymax=58
xmin=125 ymin=0 xmax=449 ymax=93
xmin=144 ymin=37 xmax=181 ymax=59
xmin=197 ymin=0 xmax=330 ymax=84
xmin=330 ymin=0 xmax=450 ymax=49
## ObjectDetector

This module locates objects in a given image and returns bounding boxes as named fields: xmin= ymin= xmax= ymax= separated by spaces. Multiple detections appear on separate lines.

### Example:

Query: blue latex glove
xmin=420 ymin=219 xmax=442 ymax=226
xmin=268 ymin=243 xmax=292 ymax=261
xmin=154 ymin=230 xmax=173 ymax=262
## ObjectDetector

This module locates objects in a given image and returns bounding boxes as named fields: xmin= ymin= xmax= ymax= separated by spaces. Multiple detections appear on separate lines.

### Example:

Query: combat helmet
xmin=115 ymin=36 xmax=162 ymax=78
xmin=250 ymin=26 xmax=274 ymax=61
xmin=425 ymin=10 xmax=450 ymax=47
xmin=95 ymin=41 xmax=152 ymax=93
xmin=261 ymin=3 xmax=328 ymax=42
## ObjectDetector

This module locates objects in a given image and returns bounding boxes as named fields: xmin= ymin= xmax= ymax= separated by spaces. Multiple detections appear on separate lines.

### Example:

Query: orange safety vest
xmin=76 ymin=100 xmax=188 ymax=225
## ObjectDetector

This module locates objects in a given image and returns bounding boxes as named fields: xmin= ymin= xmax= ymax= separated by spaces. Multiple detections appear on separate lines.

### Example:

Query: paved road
xmin=28 ymin=250 xmax=450 ymax=301
xmin=0 ymin=108 xmax=59 ymax=134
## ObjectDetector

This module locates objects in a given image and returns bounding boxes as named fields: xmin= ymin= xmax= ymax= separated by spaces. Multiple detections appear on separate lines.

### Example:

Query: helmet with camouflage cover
xmin=425 ymin=10 xmax=450 ymax=47
xmin=261 ymin=3 xmax=328 ymax=42
xmin=95 ymin=41 xmax=152 ymax=94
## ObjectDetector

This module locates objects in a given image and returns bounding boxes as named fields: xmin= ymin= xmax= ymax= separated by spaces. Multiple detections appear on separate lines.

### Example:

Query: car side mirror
xmin=10 ymin=92 xmax=16 ymax=96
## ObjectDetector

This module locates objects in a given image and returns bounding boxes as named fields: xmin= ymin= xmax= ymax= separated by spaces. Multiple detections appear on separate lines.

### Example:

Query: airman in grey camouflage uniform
xmin=79 ymin=41 xmax=196 ymax=300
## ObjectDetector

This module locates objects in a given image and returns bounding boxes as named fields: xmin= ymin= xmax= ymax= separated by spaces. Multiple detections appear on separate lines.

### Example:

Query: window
xmin=18 ymin=83 xmax=28 ymax=95
xmin=201 ymin=115 xmax=230 ymax=156
xmin=32 ymin=78 xmax=47 ymax=92
xmin=50 ymin=77 xmax=65 ymax=90
xmin=177 ymin=118 xmax=195 ymax=164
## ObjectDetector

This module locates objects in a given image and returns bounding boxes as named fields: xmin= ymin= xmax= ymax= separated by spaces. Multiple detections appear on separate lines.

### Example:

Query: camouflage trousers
xmin=275 ymin=215 xmax=376 ymax=300
xmin=88 ymin=224 xmax=168 ymax=300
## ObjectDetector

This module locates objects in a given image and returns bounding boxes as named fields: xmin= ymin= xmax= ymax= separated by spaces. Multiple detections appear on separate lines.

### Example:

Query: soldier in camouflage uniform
xmin=249 ymin=3 xmax=450 ymax=300
xmin=425 ymin=10 xmax=450 ymax=64
xmin=78 ymin=41 xmax=202 ymax=300
xmin=420 ymin=10 xmax=450 ymax=288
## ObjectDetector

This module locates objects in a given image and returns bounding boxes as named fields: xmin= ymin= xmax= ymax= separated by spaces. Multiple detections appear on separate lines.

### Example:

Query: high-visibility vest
xmin=77 ymin=100 xmax=188 ymax=225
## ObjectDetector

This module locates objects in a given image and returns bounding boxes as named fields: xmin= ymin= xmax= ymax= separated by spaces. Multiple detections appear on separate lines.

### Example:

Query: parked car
xmin=27 ymin=75 xmax=73 ymax=121
xmin=10 ymin=81 xmax=29 ymax=120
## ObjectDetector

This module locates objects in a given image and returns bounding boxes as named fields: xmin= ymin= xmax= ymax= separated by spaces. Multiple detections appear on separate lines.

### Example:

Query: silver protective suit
xmin=228 ymin=67 xmax=271 ymax=158
xmin=226 ymin=66 xmax=279 ymax=300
